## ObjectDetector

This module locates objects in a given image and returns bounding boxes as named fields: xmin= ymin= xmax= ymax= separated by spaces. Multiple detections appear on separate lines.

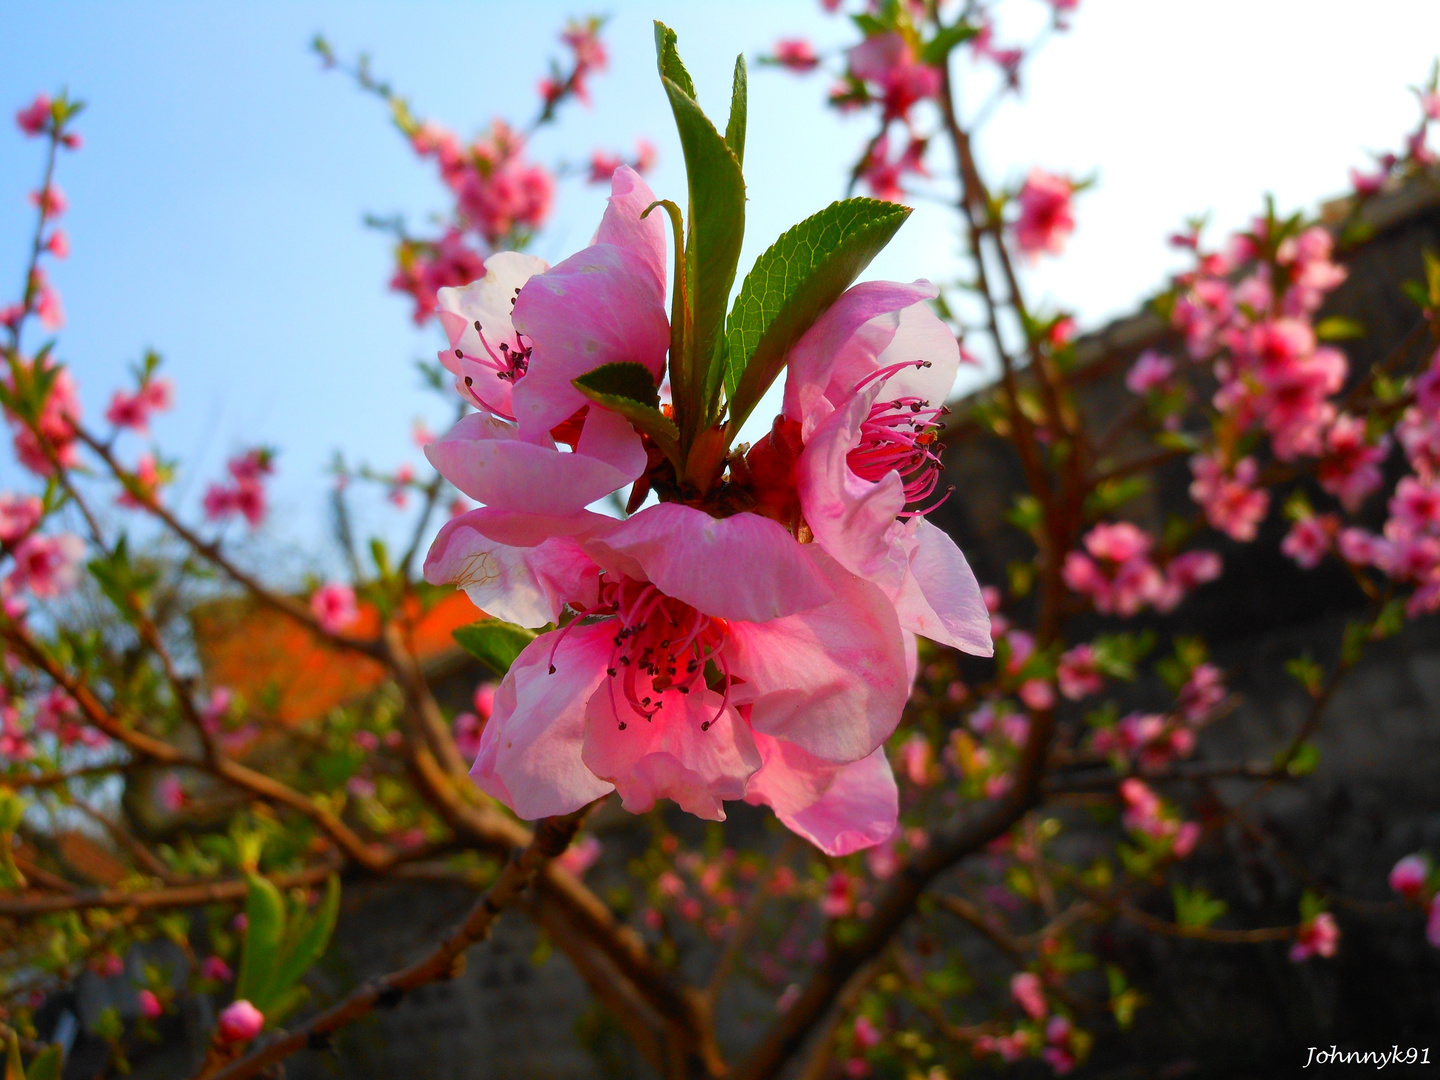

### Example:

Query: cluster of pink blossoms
xmin=422 ymin=167 xmax=992 ymax=852
xmin=203 ymin=449 xmax=274 ymax=528
xmin=2 ymin=94 xmax=76 ymax=333
xmin=1062 ymin=522 xmax=1220 ymax=617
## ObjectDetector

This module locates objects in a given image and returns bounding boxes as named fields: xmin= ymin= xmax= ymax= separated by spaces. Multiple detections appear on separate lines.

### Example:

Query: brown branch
xmin=0 ymin=861 xmax=338 ymax=916
xmin=197 ymin=807 xmax=592 ymax=1080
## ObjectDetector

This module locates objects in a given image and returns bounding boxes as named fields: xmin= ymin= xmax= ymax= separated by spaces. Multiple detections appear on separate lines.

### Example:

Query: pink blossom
xmin=157 ymin=774 xmax=186 ymax=812
xmin=848 ymin=33 xmax=940 ymax=122
xmin=556 ymin=834 xmax=602 ymax=877
xmin=31 ymin=268 xmax=64 ymax=331
xmin=217 ymin=1000 xmax=265 ymax=1043
xmin=15 ymin=94 xmax=50 ymax=136
xmin=6 ymin=359 xmax=80 ymax=473
xmin=1390 ymin=854 xmax=1429 ymax=901
xmin=856 ymin=134 xmax=927 ymax=203
xmin=773 ymin=39 xmax=820 ymax=72
xmin=8 ymin=532 xmax=84 ymax=597
xmin=1351 ymin=166 xmax=1386 ymax=196
xmin=1282 ymin=513 xmax=1338 ymax=570
xmin=0 ymin=493 xmax=42 ymax=544
xmin=45 ymin=230 xmax=69 ymax=258
xmin=429 ymin=504 xmax=910 ymax=849
xmin=1019 ymin=678 xmax=1055 ymax=711
xmin=1010 ymin=971 xmax=1047 ymax=1019
xmin=29 ymin=185 xmax=67 ymax=219
xmin=1190 ymin=454 xmax=1270 ymax=541
xmin=106 ymin=379 xmax=175 ymax=434
xmin=1177 ymin=663 xmax=1225 ymax=722
xmin=453 ymin=711 xmax=483 ymax=760
xmin=0 ymin=708 xmax=33 ymax=760
xmin=898 ymin=733 xmax=932 ymax=785
xmin=117 ymin=454 xmax=164 ymax=509
xmin=387 ymin=463 xmax=414 ymax=507
xmin=310 ymin=582 xmax=359 ymax=634
xmin=137 ymin=989 xmax=163 ymax=1020
xmin=200 ymin=957 xmax=233 ymax=983
xmin=1013 ymin=169 xmax=1076 ymax=258
xmin=1125 ymin=350 xmax=1173 ymax=395
xmin=1057 ymin=644 xmax=1103 ymax=700
xmin=780 ymin=281 xmax=992 ymax=658
xmin=1290 ymin=911 xmax=1339 ymax=962
xmin=820 ymin=871 xmax=856 ymax=918
xmin=852 ymin=1014 xmax=881 ymax=1050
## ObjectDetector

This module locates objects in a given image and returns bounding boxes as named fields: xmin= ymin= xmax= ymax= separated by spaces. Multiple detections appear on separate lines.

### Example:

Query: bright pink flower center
xmin=455 ymin=308 xmax=532 ymax=418
xmin=846 ymin=364 xmax=948 ymax=512
xmin=550 ymin=574 xmax=730 ymax=728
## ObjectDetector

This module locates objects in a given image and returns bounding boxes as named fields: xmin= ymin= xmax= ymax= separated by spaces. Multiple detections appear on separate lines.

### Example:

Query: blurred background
xmin=3 ymin=0 xmax=1440 ymax=561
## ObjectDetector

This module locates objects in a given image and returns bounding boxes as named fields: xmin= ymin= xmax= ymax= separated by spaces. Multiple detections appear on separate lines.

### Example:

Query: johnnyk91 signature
xmin=1305 ymin=1046 xmax=1432 ymax=1068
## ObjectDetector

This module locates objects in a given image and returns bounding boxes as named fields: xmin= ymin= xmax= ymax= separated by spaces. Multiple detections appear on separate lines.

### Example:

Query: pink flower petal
xmin=892 ymin=518 xmax=993 ymax=655
xmin=424 ymin=507 xmax=613 ymax=627
xmin=727 ymin=551 xmax=909 ymax=763
xmin=424 ymin=411 xmax=645 ymax=514
xmin=472 ymin=624 xmax=616 ymax=817
xmin=745 ymin=729 xmax=898 ymax=855
xmin=783 ymin=280 xmax=937 ymax=434
xmin=590 ymin=165 xmax=667 ymax=294
xmin=582 ymin=503 xmax=834 ymax=623
xmin=582 ymin=686 xmax=759 ymax=821
xmin=437 ymin=252 xmax=549 ymax=420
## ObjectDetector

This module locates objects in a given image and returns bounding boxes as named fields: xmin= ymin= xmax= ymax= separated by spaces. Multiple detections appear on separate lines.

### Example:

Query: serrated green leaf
xmin=271 ymin=875 xmax=340 ymax=1011
xmin=236 ymin=874 xmax=286 ymax=1013
xmin=723 ymin=198 xmax=911 ymax=434
xmin=1315 ymin=316 xmax=1365 ymax=341
xmin=653 ymin=23 xmax=746 ymax=445
xmin=573 ymin=363 xmax=681 ymax=465
xmin=453 ymin=620 xmax=537 ymax=678
xmin=725 ymin=54 xmax=747 ymax=169
xmin=920 ymin=22 xmax=978 ymax=65
xmin=25 ymin=1047 xmax=62 ymax=1080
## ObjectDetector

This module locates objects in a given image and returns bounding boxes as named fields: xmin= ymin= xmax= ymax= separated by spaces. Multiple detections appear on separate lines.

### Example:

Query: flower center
xmin=847 ymin=394 xmax=949 ymax=513
xmin=549 ymin=574 xmax=730 ymax=729
xmin=455 ymin=304 xmax=532 ymax=420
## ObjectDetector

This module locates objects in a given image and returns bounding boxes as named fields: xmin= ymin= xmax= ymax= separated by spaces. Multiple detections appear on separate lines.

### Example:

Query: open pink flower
xmin=1290 ymin=911 xmax=1339 ymax=962
xmin=16 ymin=94 xmax=51 ymax=136
xmin=773 ymin=39 xmax=820 ymax=72
xmin=310 ymin=582 xmax=359 ymax=634
xmin=778 ymin=281 xmax=992 ymax=658
xmin=848 ymin=33 xmax=940 ymax=123
xmin=1010 ymin=972 xmax=1047 ymax=1020
xmin=1013 ymin=169 xmax=1076 ymax=258
xmin=426 ymin=502 xmax=910 ymax=850
xmin=0 ymin=493 xmax=42 ymax=544
xmin=427 ymin=167 xmax=667 ymax=513
xmin=8 ymin=532 xmax=83 ymax=597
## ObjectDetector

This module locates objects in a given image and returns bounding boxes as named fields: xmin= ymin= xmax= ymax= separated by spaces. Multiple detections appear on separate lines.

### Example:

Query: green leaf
xmin=1314 ymin=315 xmax=1365 ymax=341
xmin=236 ymin=874 xmax=286 ymax=1013
xmin=723 ymin=198 xmax=911 ymax=434
xmin=264 ymin=985 xmax=310 ymax=1026
xmin=1172 ymin=883 xmax=1227 ymax=929
xmin=920 ymin=22 xmax=978 ymax=66
xmin=271 ymin=875 xmax=340 ymax=1014
xmin=1282 ymin=740 xmax=1321 ymax=777
xmin=5 ymin=1032 xmax=22 ymax=1080
xmin=654 ymin=23 xmax=746 ymax=443
xmin=453 ymin=620 xmax=537 ymax=678
xmin=572 ymin=363 xmax=682 ymax=465
xmin=24 ymin=1048 xmax=62 ymax=1080
xmin=725 ymin=54 xmax=747 ymax=169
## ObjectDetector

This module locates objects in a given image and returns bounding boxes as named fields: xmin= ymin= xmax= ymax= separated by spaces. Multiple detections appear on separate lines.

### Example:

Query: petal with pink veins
xmin=582 ymin=503 xmax=833 ymax=623
xmin=726 ymin=551 xmax=909 ymax=763
xmin=424 ymin=507 xmax=613 ymax=627
xmin=745 ymin=729 xmax=898 ymax=855
xmin=582 ymin=687 xmax=760 ymax=821
xmin=472 ymin=624 xmax=616 ymax=818
xmin=424 ymin=411 xmax=645 ymax=515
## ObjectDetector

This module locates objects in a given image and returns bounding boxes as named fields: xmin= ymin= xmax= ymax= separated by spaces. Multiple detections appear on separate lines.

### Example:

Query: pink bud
xmin=200 ymin=956 xmax=233 ymax=982
xmin=218 ymin=999 xmax=265 ymax=1043
xmin=1010 ymin=971 xmax=1047 ymax=1019
xmin=1390 ymin=854 xmax=1429 ymax=901
xmin=137 ymin=989 xmax=163 ymax=1020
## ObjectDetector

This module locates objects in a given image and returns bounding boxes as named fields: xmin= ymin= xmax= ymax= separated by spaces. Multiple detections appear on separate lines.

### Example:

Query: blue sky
xmin=2 ymin=0 xmax=1438 ymax=570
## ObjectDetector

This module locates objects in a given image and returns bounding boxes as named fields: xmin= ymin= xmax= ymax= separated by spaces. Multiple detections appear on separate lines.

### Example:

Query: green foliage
xmin=1091 ymin=632 xmax=1155 ymax=681
xmin=453 ymin=619 xmax=538 ymax=678
xmin=1107 ymin=965 xmax=1145 ymax=1030
xmin=87 ymin=537 xmax=159 ymax=621
xmin=920 ymin=21 xmax=979 ymax=65
xmin=1314 ymin=315 xmax=1365 ymax=341
xmin=1299 ymin=889 xmax=1327 ymax=922
xmin=1285 ymin=653 xmax=1324 ymax=697
xmin=1085 ymin=475 xmax=1150 ymax=516
xmin=235 ymin=873 xmax=341 ymax=1025
xmin=572 ymin=363 xmax=681 ymax=465
xmin=1172 ymin=884 xmax=1227 ymax=929
xmin=0 ymin=790 xmax=28 ymax=889
xmin=1281 ymin=740 xmax=1321 ymax=777
xmin=653 ymin=22 xmax=746 ymax=445
xmin=723 ymin=199 xmax=911 ymax=434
